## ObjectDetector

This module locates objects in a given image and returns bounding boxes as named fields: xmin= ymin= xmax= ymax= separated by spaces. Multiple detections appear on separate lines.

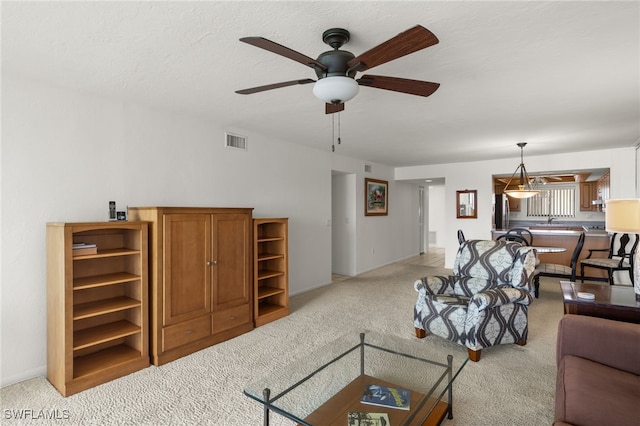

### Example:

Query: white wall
xmin=396 ymin=148 xmax=638 ymax=268
xmin=0 ymin=75 xmax=420 ymax=387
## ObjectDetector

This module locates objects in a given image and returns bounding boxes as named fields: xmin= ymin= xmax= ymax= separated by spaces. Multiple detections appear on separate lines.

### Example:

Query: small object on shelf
xmin=361 ymin=384 xmax=410 ymax=410
xmin=348 ymin=411 xmax=390 ymax=426
xmin=577 ymin=291 xmax=595 ymax=300
xmin=72 ymin=242 xmax=97 ymax=256
xmin=109 ymin=201 xmax=116 ymax=221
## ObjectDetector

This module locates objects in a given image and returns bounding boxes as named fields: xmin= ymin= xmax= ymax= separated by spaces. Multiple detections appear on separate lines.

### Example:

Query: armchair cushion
xmin=556 ymin=355 xmax=639 ymax=426
xmin=554 ymin=315 xmax=640 ymax=426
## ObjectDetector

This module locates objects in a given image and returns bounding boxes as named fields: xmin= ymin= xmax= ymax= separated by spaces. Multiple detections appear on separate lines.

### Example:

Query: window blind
xmin=527 ymin=188 xmax=576 ymax=217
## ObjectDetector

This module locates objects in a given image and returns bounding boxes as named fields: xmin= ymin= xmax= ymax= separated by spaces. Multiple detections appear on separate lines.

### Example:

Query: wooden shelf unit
xmin=253 ymin=218 xmax=289 ymax=327
xmin=46 ymin=222 xmax=149 ymax=396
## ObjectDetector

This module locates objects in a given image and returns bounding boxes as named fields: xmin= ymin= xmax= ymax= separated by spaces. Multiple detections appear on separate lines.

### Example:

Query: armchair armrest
xmin=556 ymin=315 xmax=640 ymax=376
xmin=585 ymin=248 xmax=609 ymax=259
xmin=470 ymin=287 xmax=533 ymax=311
xmin=414 ymin=275 xmax=455 ymax=296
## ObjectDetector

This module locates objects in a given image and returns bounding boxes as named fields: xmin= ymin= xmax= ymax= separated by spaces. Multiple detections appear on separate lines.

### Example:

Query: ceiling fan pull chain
xmin=331 ymin=112 xmax=336 ymax=152
xmin=338 ymin=112 xmax=341 ymax=145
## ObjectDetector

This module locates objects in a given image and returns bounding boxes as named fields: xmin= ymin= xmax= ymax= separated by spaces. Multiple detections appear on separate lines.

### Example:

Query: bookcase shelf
xmin=47 ymin=221 xmax=149 ymax=396
xmin=257 ymin=286 xmax=286 ymax=299
xmin=73 ymin=345 xmax=142 ymax=379
xmin=73 ymin=296 xmax=141 ymax=320
xmin=253 ymin=218 xmax=289 ymax=327
xmin=73 ymin=272 xmax=141 ymax=290
xmin=73 ymin=247 xmax=140 ymax=259
xmin=73 ymin=320 xmax=141 ymax=350
xmin=257 ymin=269 xmax=285 ymax=280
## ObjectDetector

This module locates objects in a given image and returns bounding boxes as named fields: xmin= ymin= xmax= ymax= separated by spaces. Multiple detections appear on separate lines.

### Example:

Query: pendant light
xmin=503 ymin=142 xmax=540 ymax=199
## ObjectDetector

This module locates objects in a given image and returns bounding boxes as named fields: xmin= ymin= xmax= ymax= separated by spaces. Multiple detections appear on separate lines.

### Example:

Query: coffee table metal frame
xmin=244 ymin=332 xmax=468 ymax=426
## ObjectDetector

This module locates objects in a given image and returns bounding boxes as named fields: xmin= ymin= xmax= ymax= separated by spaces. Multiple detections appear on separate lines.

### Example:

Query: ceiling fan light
xmin=313 ymin=76 xmax=359 ymax=104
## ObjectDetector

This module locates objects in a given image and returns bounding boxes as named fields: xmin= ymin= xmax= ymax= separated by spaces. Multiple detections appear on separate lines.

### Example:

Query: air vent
xmin=364 ymin=164 xmax=372 ymax=173
xmin=225 ymin=132 xmax=247 ymax=151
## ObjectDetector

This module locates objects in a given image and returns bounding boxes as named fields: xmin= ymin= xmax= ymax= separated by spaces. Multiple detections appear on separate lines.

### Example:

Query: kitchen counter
xmin=493 ymin=227 xmax=609 ymax=237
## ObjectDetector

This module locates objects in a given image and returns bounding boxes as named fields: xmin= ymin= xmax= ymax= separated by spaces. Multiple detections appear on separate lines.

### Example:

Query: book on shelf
xmin=72 ymin=242 xmax=97 ymax=256
xmin=360 ymin=384 xmax=410 ymax=411
xmin=348 ymin=412 xmax=390 ymax=426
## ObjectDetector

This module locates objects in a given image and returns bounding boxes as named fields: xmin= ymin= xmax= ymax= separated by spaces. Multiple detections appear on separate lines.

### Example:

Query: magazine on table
xmin=360 ymin=384 xmax=410 ymax=410
xmin=348 ymin=411 xmax=390 ymax=426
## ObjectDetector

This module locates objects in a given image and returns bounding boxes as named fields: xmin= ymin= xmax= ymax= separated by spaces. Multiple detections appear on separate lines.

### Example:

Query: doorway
xmin=331 ymin=171 xmax=356 ymax=276
xmin=418 ymin=186 xmax=426 ymax=254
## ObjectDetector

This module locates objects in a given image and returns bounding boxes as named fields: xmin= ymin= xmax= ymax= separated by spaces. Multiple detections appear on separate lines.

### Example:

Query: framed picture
xmin=456 ymin=189 xmax=477 ymax=219
xmin=365 ymin=178 xmax=388 ymax=216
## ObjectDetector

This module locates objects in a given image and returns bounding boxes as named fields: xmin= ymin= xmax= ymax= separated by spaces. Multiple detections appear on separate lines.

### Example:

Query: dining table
xmin=529 ymin=246 xmax=567 ymax=265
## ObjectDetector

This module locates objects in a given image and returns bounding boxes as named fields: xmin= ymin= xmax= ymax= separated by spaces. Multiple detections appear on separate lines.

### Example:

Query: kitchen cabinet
xmin=579 ymin=182 xmax=598 ymax=211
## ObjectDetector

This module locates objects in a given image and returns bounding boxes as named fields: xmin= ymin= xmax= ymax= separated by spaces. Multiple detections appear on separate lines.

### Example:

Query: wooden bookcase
xmin=46 ymin=222 xmax=149 ymax=396
xmin=253 ymin=218 xmax=289 ymax=326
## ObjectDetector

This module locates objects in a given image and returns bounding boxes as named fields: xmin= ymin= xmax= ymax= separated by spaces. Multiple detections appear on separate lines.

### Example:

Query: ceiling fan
xmin=235 ymin=25 xmax=440 ymax=114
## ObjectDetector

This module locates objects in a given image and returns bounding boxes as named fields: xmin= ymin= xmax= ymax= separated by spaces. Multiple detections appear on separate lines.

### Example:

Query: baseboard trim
xmin=1 ymin=365 xmax=46 ymax=389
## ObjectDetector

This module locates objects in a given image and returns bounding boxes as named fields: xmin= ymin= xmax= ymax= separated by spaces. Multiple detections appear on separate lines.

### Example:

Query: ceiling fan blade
xmin=347 ymin=25 xmax=439 ymax=73
xmin=357 ymin=75 xmax=440 ymax=97
xmin=235 ymin=79 xmax=315 ymax=95
xmin=325 ymin=102 xmax=344 ymax=114
xmin=240 ymin=37 xmax=327 ymax=72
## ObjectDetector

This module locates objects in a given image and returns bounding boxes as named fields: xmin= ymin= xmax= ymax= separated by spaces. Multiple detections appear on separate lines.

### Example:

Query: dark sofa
xmin=554 ymin=314 xmax=640 ymax=426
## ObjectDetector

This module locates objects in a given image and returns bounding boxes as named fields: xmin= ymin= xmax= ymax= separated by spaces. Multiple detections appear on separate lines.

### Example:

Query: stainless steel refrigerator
xmin=494 ymin=194 xmax=510 ymax=229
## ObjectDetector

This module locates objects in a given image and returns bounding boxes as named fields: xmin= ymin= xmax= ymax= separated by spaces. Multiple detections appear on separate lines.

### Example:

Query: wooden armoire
xmin=128 ymin=207 xmax=253 ymax=365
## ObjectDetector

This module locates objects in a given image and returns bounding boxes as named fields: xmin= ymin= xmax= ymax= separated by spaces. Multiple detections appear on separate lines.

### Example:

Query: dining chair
xmin=533 ymin=232 xmax=585 ymax=298
xmin=580 ymin=233 xmax=638 ymax=285
xmin=504 ymin=228 xmax=534 ymax=245
xmin=496 ymin=233 xmax=530 ymax=246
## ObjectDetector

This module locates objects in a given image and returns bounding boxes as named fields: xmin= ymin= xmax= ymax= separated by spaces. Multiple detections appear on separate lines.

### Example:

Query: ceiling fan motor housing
xmin=315 ymin=50 xmax=356 ymax=78
xmin=313 ymin=28 xmax=356 ymax=79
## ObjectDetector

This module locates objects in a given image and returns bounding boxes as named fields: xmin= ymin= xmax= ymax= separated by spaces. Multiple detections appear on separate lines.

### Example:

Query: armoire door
xmin=211 ymin=213 xmax=251 ymax=312
xmin=163 ymin=213 xmax=211 ymax=325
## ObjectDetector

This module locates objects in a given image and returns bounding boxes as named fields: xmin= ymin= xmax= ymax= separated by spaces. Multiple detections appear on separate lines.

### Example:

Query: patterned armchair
xmin=414 ymin=239 xmax=537 ymax=361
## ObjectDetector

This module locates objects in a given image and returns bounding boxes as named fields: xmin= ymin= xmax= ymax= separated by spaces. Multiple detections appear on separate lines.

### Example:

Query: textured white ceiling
xmin=2 ymin=1 xmax=639 ymax=167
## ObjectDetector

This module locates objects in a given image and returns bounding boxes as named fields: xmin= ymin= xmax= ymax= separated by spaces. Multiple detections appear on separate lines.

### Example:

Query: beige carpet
xmin=1 ymin=259 xmax=568 ymax=425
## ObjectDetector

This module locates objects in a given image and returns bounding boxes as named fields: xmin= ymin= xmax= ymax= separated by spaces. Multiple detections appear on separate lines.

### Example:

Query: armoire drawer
xmin=212 ymin=304 xmax=251 ymax=334
xmin=162 ymin=316 xmax=211 ymax=352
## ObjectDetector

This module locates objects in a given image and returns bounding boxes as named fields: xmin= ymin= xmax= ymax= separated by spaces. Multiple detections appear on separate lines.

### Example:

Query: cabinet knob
xmin=206 ymin=260 xmax=218 ymax=266
xmin=185 ymin=329 xmax=193 ymax=334
xmin=229 ymin=316 xmax=235 ymax=320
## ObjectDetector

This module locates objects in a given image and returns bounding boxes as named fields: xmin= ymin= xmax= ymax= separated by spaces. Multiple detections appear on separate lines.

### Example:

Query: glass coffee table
xmin=244 ymin=331 xmax=468 ymax=425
